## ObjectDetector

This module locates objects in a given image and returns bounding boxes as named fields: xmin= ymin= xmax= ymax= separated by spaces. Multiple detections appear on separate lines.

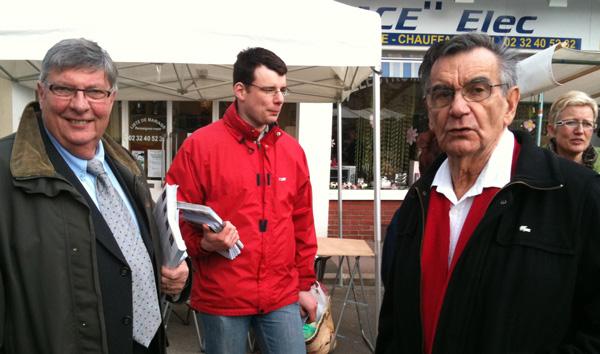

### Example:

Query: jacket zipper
xmin=415 ymin=185 xmax=427 ymax=351
xmin=257 ymin=141 xmax=268 ymax=233
xmin=499 ymin=180 xmax=564 ymax=192
xmin=462 ymin=180 xmax=565 ymax=244
xmin=255 ymin=140 xmax=268 ymax=313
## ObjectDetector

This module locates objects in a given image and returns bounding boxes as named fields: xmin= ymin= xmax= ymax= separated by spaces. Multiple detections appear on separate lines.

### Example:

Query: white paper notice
xmin=147 ymin=149 xmax=164 ymax=178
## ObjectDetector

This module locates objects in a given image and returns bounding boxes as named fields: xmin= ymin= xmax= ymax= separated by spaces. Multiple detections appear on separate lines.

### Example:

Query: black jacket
xmin=377 ymin=130 xmax=600 ymax=353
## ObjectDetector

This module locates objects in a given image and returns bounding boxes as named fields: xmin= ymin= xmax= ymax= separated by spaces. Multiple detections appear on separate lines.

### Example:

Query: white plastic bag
xmin=303 ymin=282 xmax=330 ymax=341
xmin=304 ymin=282 xmax=336 ymax=353
xmin=310 ymin=281 xmax=329 ymax=325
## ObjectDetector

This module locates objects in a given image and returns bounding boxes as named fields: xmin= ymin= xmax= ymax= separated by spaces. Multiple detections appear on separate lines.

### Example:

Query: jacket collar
xmin=10 ymin=103 xmax=55 ymax=178
xmin=11 ymin=102 xmax=142 ymax=180
xmin=414 ymin=129 xmax=564 ymax=194
xmin=510 ymin=129 xmax=564 ymax=188
xmin=222 ymin=101 xmax=284 ymax=148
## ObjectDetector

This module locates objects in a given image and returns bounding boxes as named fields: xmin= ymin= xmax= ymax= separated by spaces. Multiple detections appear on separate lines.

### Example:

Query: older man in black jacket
xmin=0 ymin=38 xmax=190 ymax=354
xmin=377 ymin=33 xmax=600 ymax=353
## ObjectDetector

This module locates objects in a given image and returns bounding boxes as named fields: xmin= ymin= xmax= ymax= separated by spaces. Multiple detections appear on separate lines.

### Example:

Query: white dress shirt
xmin=431 ymin=128 xmax=515 ymax=266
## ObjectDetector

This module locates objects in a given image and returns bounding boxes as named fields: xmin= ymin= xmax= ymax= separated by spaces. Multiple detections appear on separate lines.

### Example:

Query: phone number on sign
xmin=382 ymin=33 xmax=581 ymax=50
xmin=493 ymin=36 xmax=581 ymax=50
xmin=128 ymin=135 xmax=164 ymax=142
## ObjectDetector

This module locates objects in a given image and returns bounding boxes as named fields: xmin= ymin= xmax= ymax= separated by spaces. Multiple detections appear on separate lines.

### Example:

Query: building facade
xmin=1 ymin=0 xmax=598 ymax=240
xmin=330 ymin=0 xmax=600 ymax=239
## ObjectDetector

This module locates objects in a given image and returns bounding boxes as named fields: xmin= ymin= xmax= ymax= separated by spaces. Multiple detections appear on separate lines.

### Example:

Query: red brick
xmin=327 ymin=200 xmax=403 ymax=240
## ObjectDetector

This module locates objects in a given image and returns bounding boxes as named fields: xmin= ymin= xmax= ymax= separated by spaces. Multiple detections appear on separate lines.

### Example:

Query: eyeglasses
xmin=247 ymin=83 xmax=289 ymax=97
xmin=554 ymin=119 xmax=596 ymax=130
xmin=46 ymin=83 xmax=113 ymax=100
xmin=426 ymin=81 xmax=508 ymax=109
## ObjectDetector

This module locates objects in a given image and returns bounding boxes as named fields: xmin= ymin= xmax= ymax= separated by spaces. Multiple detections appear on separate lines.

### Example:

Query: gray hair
xmin=418 ymin=33 xmax=518 ymax=97
xmin=548 ymin=90 xmax=598 ymax=124
xmin=39 ymin=38 xmax=118 ymax=89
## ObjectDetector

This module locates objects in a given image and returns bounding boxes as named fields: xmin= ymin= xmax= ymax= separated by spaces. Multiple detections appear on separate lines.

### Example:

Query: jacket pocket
xmin=495 ymin=213 xmax=575 ymax=256
xmin=493 ymin=215 xmax=576 ymax=352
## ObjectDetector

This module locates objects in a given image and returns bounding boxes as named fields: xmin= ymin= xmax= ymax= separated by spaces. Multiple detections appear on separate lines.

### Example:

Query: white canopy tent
xmin=0 ymin=0 xmax=385 ymax=344
xmin=517 ymin=43 xmax=600 ymax=144
xmin=0 ymin=0 xmax=380 ymax=103
xmin=518 ymin=43 xmax=600 ymax=103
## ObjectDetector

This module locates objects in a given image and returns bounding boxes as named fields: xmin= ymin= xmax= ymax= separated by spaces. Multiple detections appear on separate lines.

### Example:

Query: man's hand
xmin=160 ymin=261 xmax=189 ymax=295
xmin=199 ymin=221 xmax=239 ymax=253
xmin=299 ymin=290 xmax=318 ymax=323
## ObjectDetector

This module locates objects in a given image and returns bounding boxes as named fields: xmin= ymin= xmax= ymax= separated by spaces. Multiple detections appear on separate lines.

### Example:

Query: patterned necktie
xmin=87 ymin=159 xmax=161 ymax=347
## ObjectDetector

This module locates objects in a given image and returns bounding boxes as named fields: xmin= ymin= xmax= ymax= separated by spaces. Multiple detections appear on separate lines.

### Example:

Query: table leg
xmin=332 ymin=256 xmax=375 ymax=353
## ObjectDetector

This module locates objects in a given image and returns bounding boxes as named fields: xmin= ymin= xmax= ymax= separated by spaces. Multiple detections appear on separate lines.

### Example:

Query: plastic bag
xmin=304 ymin=282 xmax=336 ymax=354
xmin=303 ymin=281 xmax=328 ymax=340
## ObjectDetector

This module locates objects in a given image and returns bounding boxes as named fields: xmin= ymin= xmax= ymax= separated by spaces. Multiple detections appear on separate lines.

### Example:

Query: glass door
xmin=171 ymin=100 xmax=213 ymax=159
xmin=128 ymin=101 xmax=167 ymax=182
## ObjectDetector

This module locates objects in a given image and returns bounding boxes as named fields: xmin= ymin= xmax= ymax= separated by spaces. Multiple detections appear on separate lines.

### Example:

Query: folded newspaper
xmin=177 ymin=201 xmax=244 ymax=260
xmin=153 ymin=184 xmax=188 ymax=268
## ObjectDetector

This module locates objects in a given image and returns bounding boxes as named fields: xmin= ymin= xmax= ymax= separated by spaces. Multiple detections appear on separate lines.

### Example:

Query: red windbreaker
xmin=166 ymin=102 xmax=317 ymax=316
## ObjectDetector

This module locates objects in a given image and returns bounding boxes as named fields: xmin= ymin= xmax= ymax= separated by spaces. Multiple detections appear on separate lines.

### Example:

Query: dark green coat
xmin=0 ymin=103 xmax=168 ymax=354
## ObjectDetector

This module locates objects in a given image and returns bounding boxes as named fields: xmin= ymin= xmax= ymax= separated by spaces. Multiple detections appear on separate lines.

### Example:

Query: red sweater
xmin=421 ymin=140 xmax=521 ymax=354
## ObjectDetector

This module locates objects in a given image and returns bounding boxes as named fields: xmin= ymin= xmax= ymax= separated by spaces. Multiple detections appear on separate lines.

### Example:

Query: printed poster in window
xmin=147 ymin=149 xmax=164 ymax=178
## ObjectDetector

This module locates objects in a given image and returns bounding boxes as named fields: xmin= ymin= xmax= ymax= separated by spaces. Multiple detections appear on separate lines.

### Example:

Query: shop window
xmin=511 ymin=100 xmax=552 ymax=146
xmin=218 ymin=101 xmax=298 ymax=139
xmin=172 ymin=100 xmax=213 ymax=156
xmin=331 ymin=78 xmax=427 ymax=190
xmin=106 ymin=101 xmax=122 ymax=144
xmin=218 ymin=101 xmax=230 ymax=119
xmin=128 ymin=101 xmax=167 ymax=180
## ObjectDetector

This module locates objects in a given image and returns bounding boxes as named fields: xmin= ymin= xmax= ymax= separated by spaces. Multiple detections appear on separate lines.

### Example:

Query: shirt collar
xmin=432 ymin=128 xmax=514 ymax=204
xmin=43 ymin=123 xmax=105 ymax=175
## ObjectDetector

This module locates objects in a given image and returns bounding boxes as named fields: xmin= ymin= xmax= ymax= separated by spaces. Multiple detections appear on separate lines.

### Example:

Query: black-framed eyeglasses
xmin=247 ymin=83 xmax=289 ymax=97
xmin=426 ymin=81 xmax=508 ymax=109
xmin=46 ymin=83 xmax=113 ymax=100
xmin=554 ymin=119 xmax=596 ymax=130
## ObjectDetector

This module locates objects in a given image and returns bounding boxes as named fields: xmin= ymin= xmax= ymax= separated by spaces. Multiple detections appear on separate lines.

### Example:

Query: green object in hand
xmin=303 ymin=322 xmax=317 ymax=341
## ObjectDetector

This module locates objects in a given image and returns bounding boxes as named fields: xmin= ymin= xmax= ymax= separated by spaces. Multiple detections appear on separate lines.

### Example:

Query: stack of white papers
xmin=177 ymin=201 xmax=244 ymax=260
xmin=153 ymin=184 xmax=188 ymax=268
xmin=216 ymin=241 xmax=243 ymax=260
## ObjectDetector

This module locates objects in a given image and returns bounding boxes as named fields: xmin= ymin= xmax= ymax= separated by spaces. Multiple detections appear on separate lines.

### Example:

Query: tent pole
xmin=536 ymin=92 xmax=544 ymax=146
xmin=337 ymin=102 xmax=344 ymax=288
xmin=337 ymin=101 xmax=344 ymax=240
xmin=372 ymin=69 xmax=382 ymax=337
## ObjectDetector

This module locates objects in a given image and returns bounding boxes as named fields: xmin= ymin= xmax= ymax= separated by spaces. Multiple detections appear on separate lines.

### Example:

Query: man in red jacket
xmin=167 ymin=47 xmax=318 ymax=354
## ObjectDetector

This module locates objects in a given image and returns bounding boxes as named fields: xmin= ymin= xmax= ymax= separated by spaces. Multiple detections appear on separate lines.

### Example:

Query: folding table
xmin=316 ymin=237 xmax=375 ymax=352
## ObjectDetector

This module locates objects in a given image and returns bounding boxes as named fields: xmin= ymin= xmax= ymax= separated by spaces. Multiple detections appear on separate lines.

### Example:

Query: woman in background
xmin=547 ymin=90 xmax=600 ymax=172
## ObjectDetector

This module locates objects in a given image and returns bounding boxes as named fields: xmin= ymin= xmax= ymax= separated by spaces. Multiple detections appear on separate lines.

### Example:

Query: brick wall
xmin=327 ymin=200 xmax=402 ymax=240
